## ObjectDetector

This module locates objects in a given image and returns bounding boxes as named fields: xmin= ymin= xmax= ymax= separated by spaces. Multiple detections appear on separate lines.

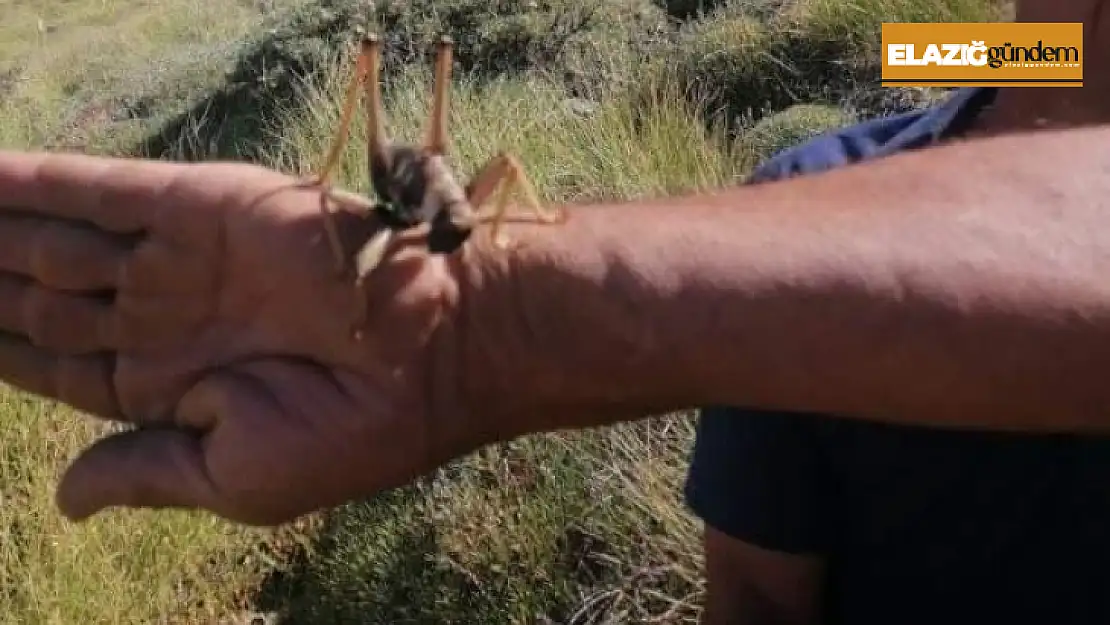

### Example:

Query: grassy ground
xmin=0 ymin=0 xmax=1003 ymax=622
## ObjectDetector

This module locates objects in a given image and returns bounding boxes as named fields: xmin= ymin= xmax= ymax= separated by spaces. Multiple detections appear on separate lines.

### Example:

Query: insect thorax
xmin=370 ymin=145 xmax=469 ymax=228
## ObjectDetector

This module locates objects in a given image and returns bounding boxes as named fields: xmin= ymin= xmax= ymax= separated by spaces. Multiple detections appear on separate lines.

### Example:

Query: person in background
xmin=687 ymin=1 xmax=1110 ymax=623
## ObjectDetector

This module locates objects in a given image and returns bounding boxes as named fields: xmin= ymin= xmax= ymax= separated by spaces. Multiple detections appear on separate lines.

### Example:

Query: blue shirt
xmin=685 ymin=88 xmax=1110 ymax=625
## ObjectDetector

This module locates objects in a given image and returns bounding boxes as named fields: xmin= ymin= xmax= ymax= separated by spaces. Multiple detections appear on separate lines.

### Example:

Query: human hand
xmin=0 ymin=150 xmax=481 ymax=525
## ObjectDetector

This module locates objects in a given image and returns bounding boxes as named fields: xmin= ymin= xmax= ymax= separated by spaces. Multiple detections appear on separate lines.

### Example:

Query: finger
xmin=56 ymin=427 xmax=220 ymax=522
xmin=0 ymin=150 xmax=182 ymax=232
xmin=0 ymin=332 xmax=121 ymax=419
xmin=0 ymin=274 xmax=119 ymax=353
xmin=0 ymin=213 xmax=131 ymax=290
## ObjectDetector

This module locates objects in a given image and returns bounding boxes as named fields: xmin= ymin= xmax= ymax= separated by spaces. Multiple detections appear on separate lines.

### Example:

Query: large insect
xmin=305 ymin=34 xmax=568 ymax=337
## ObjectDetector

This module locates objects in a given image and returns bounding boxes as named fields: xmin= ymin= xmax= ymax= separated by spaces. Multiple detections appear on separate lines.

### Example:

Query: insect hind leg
xmin=425 ymin=35 xmax=454 ymax=155
xmin=464 ymin=152 xmax=567 ymax=249
xmin=312 ymin=38 xmax=374 ymax=188
xmin=306 ymin=37 xmax=381 ymax=273
xmin=363 ymin=34 xmax=391 ymax=166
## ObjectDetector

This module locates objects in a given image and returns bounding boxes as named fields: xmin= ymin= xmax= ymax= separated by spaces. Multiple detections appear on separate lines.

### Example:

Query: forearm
xmin=459 ymin=125 xmax=1110 ymax=436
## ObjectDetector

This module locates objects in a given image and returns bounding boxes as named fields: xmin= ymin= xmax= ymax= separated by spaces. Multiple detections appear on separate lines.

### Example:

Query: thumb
xmin=56 ymin=426 xmax=220 ymax=522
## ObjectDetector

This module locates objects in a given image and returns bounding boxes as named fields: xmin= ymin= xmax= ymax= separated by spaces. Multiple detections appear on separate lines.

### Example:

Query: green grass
xmin=0 ymin=0 xmax=1004 ymax=622
xmin=250 ymin=422 xmax=703 ymax=623
xmin=0 ymin=0 xmax=307 ymax=153
xmin=0 ymin=394 xmax=285 ymax=624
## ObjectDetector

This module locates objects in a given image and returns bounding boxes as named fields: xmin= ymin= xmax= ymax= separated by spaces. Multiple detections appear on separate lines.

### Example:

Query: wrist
xmin=450 ymin=196 xmax=703 ymax=442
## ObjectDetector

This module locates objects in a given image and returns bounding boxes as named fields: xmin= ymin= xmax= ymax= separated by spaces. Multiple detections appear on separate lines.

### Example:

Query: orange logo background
xmin=881 ymin=22 xmax=1084 ymax=87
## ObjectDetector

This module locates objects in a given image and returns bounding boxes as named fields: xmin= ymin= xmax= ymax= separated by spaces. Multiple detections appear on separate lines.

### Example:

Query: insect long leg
xmin=363 ymin=34 xmax=391 ymax=167
xmin=308 ymin=39 xmax=377 ymax=273
xmin=425 ymin=35 xmax=454 ymax=155
xmin=464 ymin=152 xmax=568 ymax=248
xmin=313 ymin=39 xmax=372 ymax=188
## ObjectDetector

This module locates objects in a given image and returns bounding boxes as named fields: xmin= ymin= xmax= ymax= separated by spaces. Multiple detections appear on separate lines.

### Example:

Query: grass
xmin=265 ymin=60 xmax=748 ymax=203
xmin=0 ymin=0 xmax=1004 ymax=622
xmin=250 ymin=422 xmax=703 ymax=623
xmin=0 ymin=0 xmax=310 ymax=153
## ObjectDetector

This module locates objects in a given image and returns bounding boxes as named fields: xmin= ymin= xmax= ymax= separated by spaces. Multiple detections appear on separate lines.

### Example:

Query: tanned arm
xmin=456 ymin=125 xmax=1110 ymax=440
xmin=0 ymin=123 xmax=1105 ymax=525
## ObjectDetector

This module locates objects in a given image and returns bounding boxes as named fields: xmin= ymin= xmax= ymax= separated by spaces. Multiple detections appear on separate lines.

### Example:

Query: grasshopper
xmin=306 ymin=34 xmax=568 ymax=338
